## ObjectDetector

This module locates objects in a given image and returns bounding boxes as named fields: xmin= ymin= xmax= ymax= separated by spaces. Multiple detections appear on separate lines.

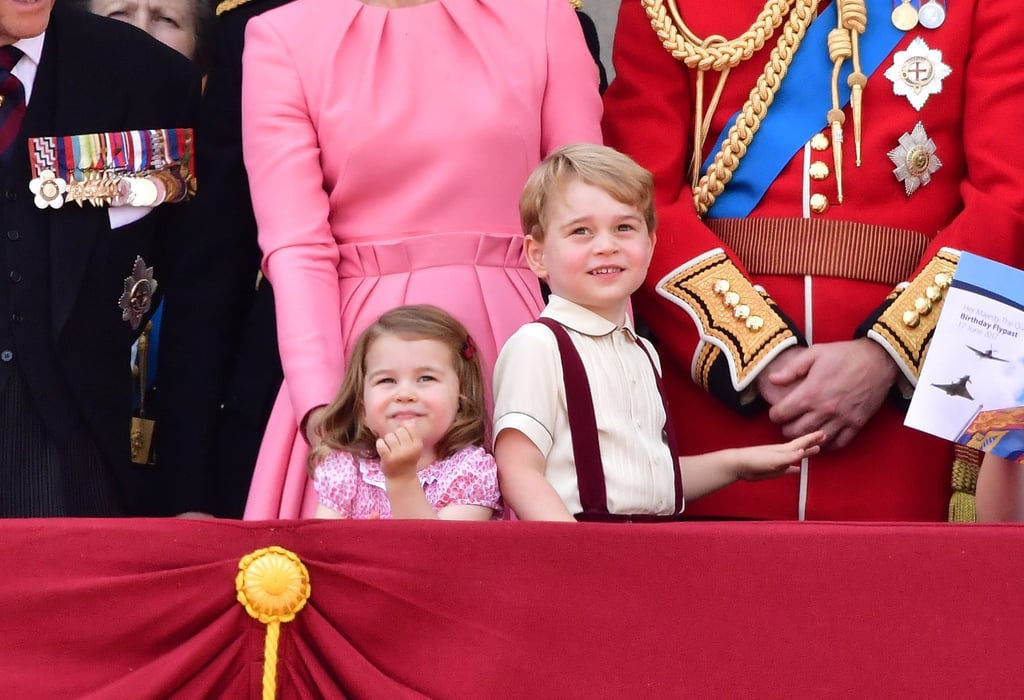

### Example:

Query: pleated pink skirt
xmin=243 ymin=231 xmax=543 ymax=519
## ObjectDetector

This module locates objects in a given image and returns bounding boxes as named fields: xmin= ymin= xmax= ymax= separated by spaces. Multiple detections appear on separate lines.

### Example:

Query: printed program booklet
xmin=905 ymin=252 xmax=1024 ymax=463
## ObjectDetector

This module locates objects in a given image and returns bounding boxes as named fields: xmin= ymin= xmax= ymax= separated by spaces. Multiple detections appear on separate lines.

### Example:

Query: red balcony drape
xmin=3 ymin=519 xmax=1023 ymax=699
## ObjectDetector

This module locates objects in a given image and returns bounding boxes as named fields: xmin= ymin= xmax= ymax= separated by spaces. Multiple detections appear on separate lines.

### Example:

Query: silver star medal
xmin=118 ymin=256 xmax=158 ymax=330
xmin=883 ymin=37 xmax=952 ymax=111
xmin=888 ymin=122 xmax=942 ymax=196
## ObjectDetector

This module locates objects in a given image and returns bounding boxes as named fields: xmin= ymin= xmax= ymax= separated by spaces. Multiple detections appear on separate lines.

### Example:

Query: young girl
xmin=310 ymin=305 xmax=501 ymax=520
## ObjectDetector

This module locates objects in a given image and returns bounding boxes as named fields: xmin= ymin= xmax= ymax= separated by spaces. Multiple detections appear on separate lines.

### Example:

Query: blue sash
xmin=704 ymin=0 xmax=903 ymax=218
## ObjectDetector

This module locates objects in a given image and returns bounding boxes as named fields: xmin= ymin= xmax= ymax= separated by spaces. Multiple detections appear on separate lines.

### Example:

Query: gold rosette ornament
xmin=236 ymin=547 xmax=311 ymax=700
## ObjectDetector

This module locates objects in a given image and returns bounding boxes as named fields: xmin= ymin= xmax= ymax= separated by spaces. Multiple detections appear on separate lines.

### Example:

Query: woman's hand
xmin=304 ymin=405 xmax=329 ymax=447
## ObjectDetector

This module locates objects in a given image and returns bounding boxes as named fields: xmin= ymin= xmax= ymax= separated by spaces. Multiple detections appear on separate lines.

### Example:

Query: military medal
xmin=891 ymin=0 xmax=918 ymax=31
xmin=124 ymin=176 xmax=160 ymax=207
xmin=26 ymin=129 xmax=195 ymax=209
xmin=152 ymin=168 xmax=187 ymax=203
xmin=66 ymin=172 xmax=119 ymax=207
xmin=888 ymin=122 xmax=942 ymax=196
xmin=118 ymin=256 xmax=158 ymax=330
xmin=883 ymin=37 xmax=952 ymax=111
xmin=130 ymin=321 xmax=157 ymax=465
xmin=28 ymin=170 xmax=67 ymax=209
xmin=918 ymin=0 xmax=946 ymax=29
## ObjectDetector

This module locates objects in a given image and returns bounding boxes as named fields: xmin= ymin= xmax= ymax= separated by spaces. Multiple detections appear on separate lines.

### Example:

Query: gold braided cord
xmin=644 ymin=0 xmax=819 ymax=217
xmin=645 ymin=0 xmax=794 ymax=72
xmin=825 ymin=0 xmax=867 ymax=200
xmin=840 ymin=0 xmax=868 ymax=166
xmin=826 ymin=25 xmax=849 ymax=202
xmin=643 ymin=1 xmax=880 ymax=217
xmin=261 ymin=621 xmax=281 ymax=700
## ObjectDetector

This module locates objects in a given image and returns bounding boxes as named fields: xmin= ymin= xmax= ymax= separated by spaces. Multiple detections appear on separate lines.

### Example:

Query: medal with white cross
xmin=884 ymin=37 xmax=952 ymax=111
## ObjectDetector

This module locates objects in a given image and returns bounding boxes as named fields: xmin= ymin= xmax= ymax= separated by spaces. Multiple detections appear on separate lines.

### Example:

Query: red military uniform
xmin=604 ymin=0 xmax=1024 ymax=520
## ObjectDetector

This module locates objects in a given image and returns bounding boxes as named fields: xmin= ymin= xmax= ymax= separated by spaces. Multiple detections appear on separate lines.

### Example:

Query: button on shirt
xmin=493 ymin=295 xmax=679 ymax=515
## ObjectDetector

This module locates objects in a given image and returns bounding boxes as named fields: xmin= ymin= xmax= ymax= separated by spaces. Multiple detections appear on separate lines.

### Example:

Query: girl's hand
xmin=732 ymin=430 xmax=826 ymax=482
xmin=377 ymin=425 xmax=423 ymax=481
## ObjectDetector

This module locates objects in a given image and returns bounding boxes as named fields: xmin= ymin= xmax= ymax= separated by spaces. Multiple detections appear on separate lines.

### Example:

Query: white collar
xmin=540 ymin=295 xmax=636 ymax=339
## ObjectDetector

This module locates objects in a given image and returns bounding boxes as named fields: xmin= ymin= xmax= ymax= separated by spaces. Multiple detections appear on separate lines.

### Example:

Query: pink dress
xmin=240 ymin=0 xmax=603 ymax=518
xmin=313 ymin=446 xmax=501 ymax=518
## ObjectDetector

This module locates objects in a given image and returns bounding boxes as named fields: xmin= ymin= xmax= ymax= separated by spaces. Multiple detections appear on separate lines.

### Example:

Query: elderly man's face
xmin=0 ymin=0 xmax=55 ymax=46
xmin=89 ymin=0 xmax=197 ymax=60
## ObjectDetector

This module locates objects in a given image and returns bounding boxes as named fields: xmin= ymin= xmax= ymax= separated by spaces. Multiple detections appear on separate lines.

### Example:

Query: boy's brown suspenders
xmin=534 ymin=318 xmax=684 ymax=522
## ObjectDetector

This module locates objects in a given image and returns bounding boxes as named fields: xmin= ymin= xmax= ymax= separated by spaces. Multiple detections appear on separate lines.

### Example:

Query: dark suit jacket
xmin=1 ymin=4 xmax=201 ymax=515
xmin=156 ymin=0 xmax=293 ymax=519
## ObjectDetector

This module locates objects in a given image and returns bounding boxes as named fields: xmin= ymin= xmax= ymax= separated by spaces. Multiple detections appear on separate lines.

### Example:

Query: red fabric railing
xmin=4 ymin=519 xmax=1023 ymax=698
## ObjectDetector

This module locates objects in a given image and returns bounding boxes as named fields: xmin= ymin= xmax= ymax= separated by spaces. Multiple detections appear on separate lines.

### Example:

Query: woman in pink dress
xmin=241 ymin=0 xmax=602 ymax=518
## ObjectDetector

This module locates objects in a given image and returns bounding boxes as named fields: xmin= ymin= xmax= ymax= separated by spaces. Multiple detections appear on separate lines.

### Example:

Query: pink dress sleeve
xmin=539 ymin=0 xmax=604 ymax=155
xmin=436 ymin=447 xmax=502 ymax=513
xmin=312 ymin=452 xmax=359 ymax=517
xmin=241 ymin=16 xmax=345 ymax=424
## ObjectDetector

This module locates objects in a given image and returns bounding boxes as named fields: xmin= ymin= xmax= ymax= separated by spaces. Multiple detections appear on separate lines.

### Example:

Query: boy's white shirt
xmin=492 ymin=295 xmax=679 ymax=515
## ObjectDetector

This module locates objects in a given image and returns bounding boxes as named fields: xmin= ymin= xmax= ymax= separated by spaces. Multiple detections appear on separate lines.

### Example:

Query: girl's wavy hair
xmin=308 ymin=305 xmax=488 ymax=474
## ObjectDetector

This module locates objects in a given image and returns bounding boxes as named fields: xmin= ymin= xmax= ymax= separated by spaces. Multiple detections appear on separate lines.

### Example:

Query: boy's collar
xmin=540 ymin=295 xmax=635 ymax=338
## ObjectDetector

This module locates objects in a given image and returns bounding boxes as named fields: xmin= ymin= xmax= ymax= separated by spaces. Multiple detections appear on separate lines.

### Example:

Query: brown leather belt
xmin=705 ymin=217 xmax=932 ymax=286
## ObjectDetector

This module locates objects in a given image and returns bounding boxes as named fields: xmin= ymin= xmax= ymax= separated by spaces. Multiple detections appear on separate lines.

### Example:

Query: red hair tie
xmin=461 ymin=336 xmax=476 ymax=360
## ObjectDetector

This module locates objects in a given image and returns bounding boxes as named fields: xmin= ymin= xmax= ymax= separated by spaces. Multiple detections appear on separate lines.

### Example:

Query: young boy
xmin=493 ymin=144 xmax=823 ymax=521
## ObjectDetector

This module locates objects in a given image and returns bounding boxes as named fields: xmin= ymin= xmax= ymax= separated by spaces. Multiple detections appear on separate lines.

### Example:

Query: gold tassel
xmin=948 ymin=445 xmax=981 ymax=523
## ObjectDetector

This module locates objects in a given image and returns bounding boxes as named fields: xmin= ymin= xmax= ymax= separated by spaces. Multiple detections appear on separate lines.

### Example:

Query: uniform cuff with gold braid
xmin=656 ymin=249 xmax=802 ymax=403
xmin=861 ymin=247 xmax=959 ymax=387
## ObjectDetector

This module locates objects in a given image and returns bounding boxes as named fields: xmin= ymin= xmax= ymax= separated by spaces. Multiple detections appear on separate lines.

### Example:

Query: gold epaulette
xmin=656 ymin=250 xmax=798 ymax=391
xmin=216 ymin=0 xmax=252 ymax=15
xmin=569 ymin=0 xmax=583 ymax=9
xmin=867 ymin=247 xmax=958 ymax=384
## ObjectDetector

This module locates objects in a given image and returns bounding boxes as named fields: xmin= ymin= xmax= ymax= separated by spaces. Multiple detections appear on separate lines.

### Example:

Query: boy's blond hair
xmin=519 ymin=143 xmax=656 ymax=241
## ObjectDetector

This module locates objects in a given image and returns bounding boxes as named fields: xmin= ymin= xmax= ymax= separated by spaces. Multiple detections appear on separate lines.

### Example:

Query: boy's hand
xmin=377 ymin=424 xmax=423 ymax=481
xmin=733 ymin=430 xmax=825 ymax=482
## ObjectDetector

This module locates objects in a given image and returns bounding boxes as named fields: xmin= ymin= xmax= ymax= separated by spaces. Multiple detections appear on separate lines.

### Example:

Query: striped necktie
xmin=0 ymin=45 xmax=26 ymax=156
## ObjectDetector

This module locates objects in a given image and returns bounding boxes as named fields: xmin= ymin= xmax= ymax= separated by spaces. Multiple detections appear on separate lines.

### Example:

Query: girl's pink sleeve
xmin=312 ymin=452 xmax=358 ymax=517
xmin=441 ymin=448 xmax=502 ymax=513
